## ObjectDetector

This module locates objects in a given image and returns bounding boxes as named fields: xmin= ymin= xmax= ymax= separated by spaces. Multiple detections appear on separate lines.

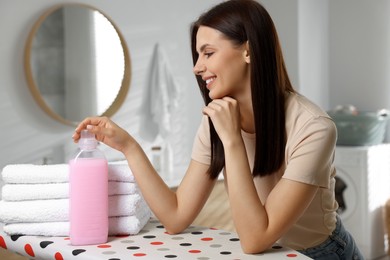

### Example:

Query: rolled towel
xmin=0 ymin=194 xmax=149 ymax=223
xmin=3 ymin=207 xmax=151 ymax=236
xmin=2 ymin=181 xmax=139 ymax=201
xmin=1 ymin=163 xmax=136 ymax=184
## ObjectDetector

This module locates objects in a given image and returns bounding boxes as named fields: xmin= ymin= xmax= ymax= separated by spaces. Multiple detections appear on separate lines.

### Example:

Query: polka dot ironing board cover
xmin=0 ymin=218 xmax=312 ymax=259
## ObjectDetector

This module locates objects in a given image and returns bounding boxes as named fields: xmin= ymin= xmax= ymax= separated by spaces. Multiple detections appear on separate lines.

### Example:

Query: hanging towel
xmin=3 ymin=208 xmax=151 ymax=236
xmin=0 ymin=194 xmax=148 ymax=223
xmin=1 ymin=163 xmax=135 ymax=184
xmin=1 ymin=181 xmax=139 ymax=201
xmin=138 ymin=43 xmax=180 ymax=142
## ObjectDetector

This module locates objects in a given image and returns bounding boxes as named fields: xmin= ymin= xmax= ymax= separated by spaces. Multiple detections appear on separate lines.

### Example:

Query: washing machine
xmin=334 ymin=144 xmax=390 ymax=259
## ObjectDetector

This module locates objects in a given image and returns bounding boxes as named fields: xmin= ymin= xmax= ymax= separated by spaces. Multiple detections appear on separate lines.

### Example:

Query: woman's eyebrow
xmin=199 ymin=44 xmax=210 ymax=53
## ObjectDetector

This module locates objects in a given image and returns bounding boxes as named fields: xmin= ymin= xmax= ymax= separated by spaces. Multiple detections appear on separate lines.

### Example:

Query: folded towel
xmin=1 ymin=163 xmax=136 ymax=184
xmin=3 ymin=208 xmax=151 ymax=236
xmin=0 ymin=194 xmax=149 ymax=223
xmin=1 ymin=181 xmax=139 ymax=201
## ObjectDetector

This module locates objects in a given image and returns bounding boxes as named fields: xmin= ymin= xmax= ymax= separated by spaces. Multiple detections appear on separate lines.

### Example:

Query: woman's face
xmin=193 ymin=26 xmax=250 ymax=100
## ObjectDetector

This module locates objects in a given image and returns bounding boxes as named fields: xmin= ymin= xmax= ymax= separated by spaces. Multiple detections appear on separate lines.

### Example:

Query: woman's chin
xmin=208 ymin=91 xmax=221 ymax=100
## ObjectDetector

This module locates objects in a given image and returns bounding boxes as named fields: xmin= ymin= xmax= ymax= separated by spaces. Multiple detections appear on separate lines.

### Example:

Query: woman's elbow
xmin=163 ymin=220 xmax=190 ymax=235
xmin=164 ymin=226 xmax=185 ymax=235
xmin=240 ymin=237 xmax=273 ymax=254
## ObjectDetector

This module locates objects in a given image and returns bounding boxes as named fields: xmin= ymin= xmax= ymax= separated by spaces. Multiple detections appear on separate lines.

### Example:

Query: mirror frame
xmin=24 ymin=3 xmax=131 ymax=126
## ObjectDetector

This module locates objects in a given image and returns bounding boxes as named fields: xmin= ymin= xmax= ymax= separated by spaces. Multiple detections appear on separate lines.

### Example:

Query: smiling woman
xmin=24 ymin=4 xmax=131 ymax=126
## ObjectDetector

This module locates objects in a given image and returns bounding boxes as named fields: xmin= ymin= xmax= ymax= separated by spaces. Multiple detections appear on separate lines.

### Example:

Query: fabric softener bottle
xmin=69 ymin=130 xmax=108 ymax=245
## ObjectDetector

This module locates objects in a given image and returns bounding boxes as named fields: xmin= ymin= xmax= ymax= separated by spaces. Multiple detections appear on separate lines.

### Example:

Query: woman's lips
xmin=205 ymin=77 xmax=215 ymax=89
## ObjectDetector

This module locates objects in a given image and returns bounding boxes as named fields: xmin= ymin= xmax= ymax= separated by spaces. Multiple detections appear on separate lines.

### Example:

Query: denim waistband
xmin=297 ymin=215 xmax=364 ymax=259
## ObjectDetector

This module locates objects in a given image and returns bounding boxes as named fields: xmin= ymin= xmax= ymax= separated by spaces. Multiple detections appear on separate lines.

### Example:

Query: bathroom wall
xmin=328 ymin=0 xmax=390 ymax=113
xmin=0 ymin=0 xmax=214 ymax=175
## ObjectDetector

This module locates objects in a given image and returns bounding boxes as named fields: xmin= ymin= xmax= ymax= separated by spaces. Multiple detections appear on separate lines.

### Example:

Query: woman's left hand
xmin=202 ymin=97 xmax=242 ymax=144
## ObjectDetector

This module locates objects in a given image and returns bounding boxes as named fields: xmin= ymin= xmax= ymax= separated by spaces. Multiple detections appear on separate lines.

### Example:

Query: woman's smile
xmin=205 ymin=77 xmax=216 ymax=89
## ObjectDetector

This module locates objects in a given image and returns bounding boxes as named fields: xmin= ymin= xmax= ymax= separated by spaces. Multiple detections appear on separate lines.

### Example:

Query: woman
xmin=73 ymin=0 xmax=363 ymax=258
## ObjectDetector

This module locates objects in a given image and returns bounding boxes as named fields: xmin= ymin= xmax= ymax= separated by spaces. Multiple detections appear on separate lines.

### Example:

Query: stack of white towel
xmin=0 ymin=163 xmax=151 ymax=236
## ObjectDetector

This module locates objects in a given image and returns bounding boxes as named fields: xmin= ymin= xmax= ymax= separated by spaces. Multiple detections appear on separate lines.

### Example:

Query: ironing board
xmin=0 ymin=218 xmax=311 ymax=259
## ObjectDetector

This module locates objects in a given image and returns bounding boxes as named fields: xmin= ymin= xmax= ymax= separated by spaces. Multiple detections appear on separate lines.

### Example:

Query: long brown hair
xmin=191 ymin=0 xmax=295 ymax=179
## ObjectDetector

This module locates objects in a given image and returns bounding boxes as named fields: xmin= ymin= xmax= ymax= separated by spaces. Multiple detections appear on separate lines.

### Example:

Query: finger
xmin=222 ymin=96 xmax=235 ymax=102
xmin=202 ymin=106 xmax=213 ymax=117
xmin=74 ymin=117 xmax=93 ymax=133
xmin=75 ymin=117 xmax=106 ymax=133
xmin=72 ymin=117 xmax=103 ymax=142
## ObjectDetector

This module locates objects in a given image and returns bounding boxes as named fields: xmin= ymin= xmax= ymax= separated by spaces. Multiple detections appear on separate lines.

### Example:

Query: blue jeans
xmin=298 ymin=215 xmax=364 ymax=259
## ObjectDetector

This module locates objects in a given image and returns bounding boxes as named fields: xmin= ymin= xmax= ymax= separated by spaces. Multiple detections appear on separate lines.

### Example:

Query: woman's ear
xmin=243 ymin=41 xmax=250 ymax=64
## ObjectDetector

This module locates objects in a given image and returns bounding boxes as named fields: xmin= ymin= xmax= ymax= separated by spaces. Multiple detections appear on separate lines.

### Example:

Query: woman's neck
xmin=238 ymin=97 xmax=255 ymax=134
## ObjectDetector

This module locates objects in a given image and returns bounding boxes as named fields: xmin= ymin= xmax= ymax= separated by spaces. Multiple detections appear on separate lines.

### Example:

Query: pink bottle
xmin=69 ymin=130 xmax=108 ymax=246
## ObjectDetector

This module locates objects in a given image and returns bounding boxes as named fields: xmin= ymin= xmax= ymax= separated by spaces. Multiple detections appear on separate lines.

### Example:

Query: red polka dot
xmin=24 ymin=244 xmax=35 ymax=257
xmin=0 ymin=236 xmax=7 ymax=249
xmin=201 ymin=237 xmax=213 ymax=241
xmin=64 ymin=237 xmax=70 ymax=240
xmin=133 ymin=253 xmax=147 ymax=257
xmin=189 ymin=249 xmax=201 ymax=253
xmin=97 ymin=244 xmax=111 ymax=248
xmin=287 ymin=253 xmax=297 ymax=257
xmin=55 ymin=252 xmax=64 ymax=260
xmin=151 ymin=241 xmax=164 ymax=245
xmin=210 ymin=227 xmax=218 ymax=230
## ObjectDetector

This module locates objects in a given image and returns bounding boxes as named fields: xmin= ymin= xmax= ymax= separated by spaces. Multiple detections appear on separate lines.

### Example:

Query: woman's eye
xmin=205 ymin=52 xmax=214 ymax=58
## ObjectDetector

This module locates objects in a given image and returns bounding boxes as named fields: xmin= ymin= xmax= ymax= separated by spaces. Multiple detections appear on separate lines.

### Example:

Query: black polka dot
xmin=108 ymin=259 xmax=121 ymax=260
xmin=40 ymin=241 xmax=54 ymax=248
xmin=72 ymin=249 xmax=86 ymax=256
xmin=10 ymin=235 xmax=24 ymax=241
xmin=164 ymin=255 xmax=178 ymax=258
xmin=156 ymin=225 xmax=165 ymax=229
xmin=179 ymin=243 xmax=192 ymax=246
xmin=143 ymin=235 xmax=156 ymax=239
xmin=127 ymin=246 xmax=141 ymax=250
xmin=229 ymin=238 xmax=240 ymax=242
xmin=220 ymin=251 xmax=232 ymax=255
xmin=191 ymin=231 xmax=203 ymax=235
xmin=272 ymin=245 xmax=283 ymax=250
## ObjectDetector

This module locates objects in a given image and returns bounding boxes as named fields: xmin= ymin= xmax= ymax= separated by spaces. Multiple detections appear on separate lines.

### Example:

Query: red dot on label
xmin=287 ymin=253 xmax=297 ymax=257
xmin=24 ymin=244 xmax=35 ymax=257
xmin=97 ymin=244 xmax=111 ymax=248
xmin=0 ymin=236 xmax=7 ymax=249
xmin=189 ymin=249 xmax=201 ymax=253
xmin=133 ymin=253 xmax=147 ymax=257
xmin=55 ymin=252 xmax=64 ymax=260
xmin=151 ymin=241 xmax=164 ymax=245
xmin=201 ymin=237 xmax=213 ymax=241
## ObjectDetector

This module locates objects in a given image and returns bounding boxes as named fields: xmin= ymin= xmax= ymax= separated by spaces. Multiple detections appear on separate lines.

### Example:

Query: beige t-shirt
xmin=191 ymin=92 xmax=338 ymax=250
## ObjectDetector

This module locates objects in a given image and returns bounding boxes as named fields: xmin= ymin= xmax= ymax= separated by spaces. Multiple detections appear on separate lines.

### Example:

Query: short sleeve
xmin=283 ymin=116 xmax=337 ymax=188
xmin=191 ymin=115 xmax=212 ymax=165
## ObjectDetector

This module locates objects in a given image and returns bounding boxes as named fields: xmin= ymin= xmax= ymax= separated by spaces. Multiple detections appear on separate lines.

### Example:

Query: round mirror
xmin=24 ymin=4 xmax=131 ymax=126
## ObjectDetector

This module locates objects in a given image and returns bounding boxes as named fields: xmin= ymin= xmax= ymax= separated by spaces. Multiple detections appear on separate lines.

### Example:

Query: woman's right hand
xmin=72 ymin=116 xmax=135 ymax=155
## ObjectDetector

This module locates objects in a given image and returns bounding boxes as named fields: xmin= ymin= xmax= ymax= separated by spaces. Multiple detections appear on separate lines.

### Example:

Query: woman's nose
xmin=193 ymin=62 xmax=205 ymax=76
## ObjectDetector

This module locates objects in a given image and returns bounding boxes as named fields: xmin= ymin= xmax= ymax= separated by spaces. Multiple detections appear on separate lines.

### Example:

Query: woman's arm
xmin=223 ymin=137 xmax=318 ymax=253
xmin=73 ymin=117 xmax=216 ymax=234
xmin=203 ymin=97 xmax=319 ymax=254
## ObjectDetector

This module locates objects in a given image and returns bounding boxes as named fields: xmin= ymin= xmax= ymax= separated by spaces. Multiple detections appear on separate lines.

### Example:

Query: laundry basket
xmin=327 ymin=108 xmax=389 ymax=146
